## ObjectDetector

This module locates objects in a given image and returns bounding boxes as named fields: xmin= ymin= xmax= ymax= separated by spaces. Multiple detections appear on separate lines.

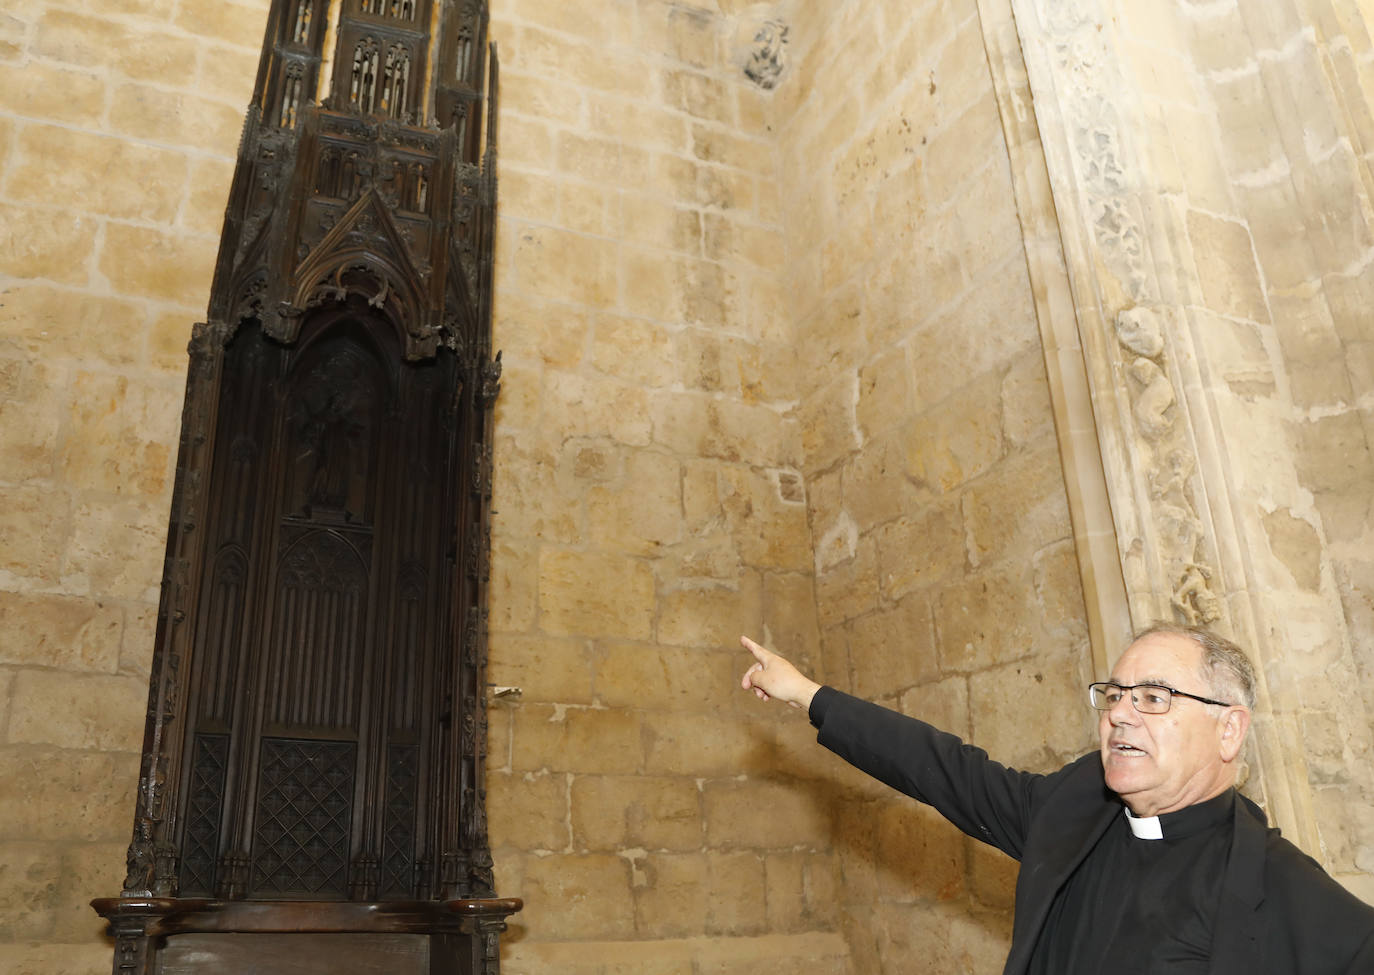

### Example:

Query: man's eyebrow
xmin=1106 ymin=677 xmax=1176 ymax=687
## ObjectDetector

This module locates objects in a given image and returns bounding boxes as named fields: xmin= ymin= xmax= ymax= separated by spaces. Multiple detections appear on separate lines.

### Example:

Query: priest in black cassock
xmin=739 ymin=623 xmax=1374 ymax=974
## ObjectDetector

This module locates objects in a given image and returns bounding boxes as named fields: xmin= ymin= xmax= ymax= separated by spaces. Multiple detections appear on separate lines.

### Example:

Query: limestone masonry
xmin=1 ymin=1 xmax=1371 ymax=973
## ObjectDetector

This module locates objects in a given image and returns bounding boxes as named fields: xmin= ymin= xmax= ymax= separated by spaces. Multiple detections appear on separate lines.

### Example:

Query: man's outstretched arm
xmin=738 ymin=633 xmax=1047 ymax=861
xmin=739 ymin=635 xmax=821 ymax=711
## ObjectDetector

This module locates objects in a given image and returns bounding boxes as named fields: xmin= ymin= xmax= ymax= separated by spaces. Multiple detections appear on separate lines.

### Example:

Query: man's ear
xmin=1218 ymin=706 xmax=1251 ymax=763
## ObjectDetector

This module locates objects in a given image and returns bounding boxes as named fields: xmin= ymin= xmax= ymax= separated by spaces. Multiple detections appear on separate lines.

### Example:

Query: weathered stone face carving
xmin=1116 ymin=306 xmax=1165 ymax=359
xmin=741 ymin=18 xmax=788 ymax=90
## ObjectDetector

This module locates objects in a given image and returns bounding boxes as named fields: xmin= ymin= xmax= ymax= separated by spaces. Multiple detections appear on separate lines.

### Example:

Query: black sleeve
xmin=810 ymin=686 xmax=1044 ymax=860
xmin=1259 ymin=835 xmax=1374 ymax=973
xmin=808 ymin=684 xmax=838 ymax=728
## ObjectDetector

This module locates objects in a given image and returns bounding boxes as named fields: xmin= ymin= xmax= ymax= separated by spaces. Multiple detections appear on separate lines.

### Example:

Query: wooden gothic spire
xmin=94 ymin=2 xmax=517 ymax=973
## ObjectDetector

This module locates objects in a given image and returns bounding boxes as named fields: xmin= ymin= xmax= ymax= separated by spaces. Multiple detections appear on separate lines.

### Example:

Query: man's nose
xmin=1107 ymin=691 xmax=1139 ymax=723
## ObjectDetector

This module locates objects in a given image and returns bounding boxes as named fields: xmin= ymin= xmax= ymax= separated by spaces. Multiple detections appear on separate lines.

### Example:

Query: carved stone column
xmin=975 ymin=0 xmax=1341 ymax=853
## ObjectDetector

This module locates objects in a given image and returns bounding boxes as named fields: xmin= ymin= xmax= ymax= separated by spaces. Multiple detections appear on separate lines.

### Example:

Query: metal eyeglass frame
xmin=1087 ymin=681 xmax=1233 ymax=714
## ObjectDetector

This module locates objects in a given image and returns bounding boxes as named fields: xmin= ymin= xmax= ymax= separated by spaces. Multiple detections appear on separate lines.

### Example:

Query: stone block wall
xmin=769 ymin=1 xmax=1093 ymax=968
xmin=5 ymin=0 xmax=1374 ymax=973
xmin=1198 ymin=1 xmax=1374 ymax=895
xmin=482 ymin=2 xmax=846 ymax=969
xmin=0 ymin=0 xmax=265 ymax=972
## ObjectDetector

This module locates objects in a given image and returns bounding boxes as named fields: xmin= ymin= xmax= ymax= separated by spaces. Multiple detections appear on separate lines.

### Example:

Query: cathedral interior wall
xmin=1 ymin=0 xmax=1371 ymax=973
xmin=766 ymin=1 xmax=1092 ymax=969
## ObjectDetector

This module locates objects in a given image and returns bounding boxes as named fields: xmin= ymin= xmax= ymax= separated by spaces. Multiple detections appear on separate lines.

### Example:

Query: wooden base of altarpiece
xmin=92 ymin=897 xmax=522 ymax=975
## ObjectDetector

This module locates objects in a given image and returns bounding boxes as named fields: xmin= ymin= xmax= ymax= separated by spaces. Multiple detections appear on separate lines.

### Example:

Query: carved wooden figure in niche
xmin=92 ymin=1 xmax=518 ymax=972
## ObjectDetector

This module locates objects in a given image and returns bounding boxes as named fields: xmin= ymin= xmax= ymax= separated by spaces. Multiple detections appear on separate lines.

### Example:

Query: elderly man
xmin=740 ymin=624 xmax=1374 ymax=974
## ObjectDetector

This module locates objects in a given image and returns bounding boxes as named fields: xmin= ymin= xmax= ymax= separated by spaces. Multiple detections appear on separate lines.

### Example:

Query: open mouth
xmin=1110 ymin=742 xmax=1147 ymax=756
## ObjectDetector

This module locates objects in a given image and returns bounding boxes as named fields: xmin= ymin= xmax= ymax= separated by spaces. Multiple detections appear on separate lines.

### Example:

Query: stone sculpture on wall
xmin=737 ymin=15 xmax=789 ymax=90
xmin=1115 ymin=306 xmax=1220 ymax=625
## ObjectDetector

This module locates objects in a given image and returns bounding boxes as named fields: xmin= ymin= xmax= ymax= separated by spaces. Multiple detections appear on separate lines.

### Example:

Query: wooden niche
xmin=93 ymin=1 xmax=519 ymax=972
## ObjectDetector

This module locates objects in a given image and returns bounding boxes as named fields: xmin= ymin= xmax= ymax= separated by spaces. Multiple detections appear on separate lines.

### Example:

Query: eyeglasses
xmin=1088 ymin=681 xmax=1233 ymax=714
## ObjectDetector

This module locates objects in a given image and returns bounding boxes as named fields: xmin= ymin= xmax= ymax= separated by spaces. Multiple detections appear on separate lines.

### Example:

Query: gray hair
xmin=1134 ymin=622 xmax=1256 ymax=709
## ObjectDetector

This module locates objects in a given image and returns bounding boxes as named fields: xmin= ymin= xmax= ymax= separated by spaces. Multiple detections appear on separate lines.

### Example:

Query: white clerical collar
xmin=1124 ymin=808 xmax=1163 ymax=840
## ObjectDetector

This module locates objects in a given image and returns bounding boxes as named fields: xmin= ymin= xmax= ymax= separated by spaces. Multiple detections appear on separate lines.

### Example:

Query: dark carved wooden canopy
xmin=93 ymin=1 xmax=518 ymax=972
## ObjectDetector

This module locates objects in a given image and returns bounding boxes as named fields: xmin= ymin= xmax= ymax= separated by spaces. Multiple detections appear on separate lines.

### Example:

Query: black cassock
xmin=1028 ymin=789 xmax=1231 ymax=973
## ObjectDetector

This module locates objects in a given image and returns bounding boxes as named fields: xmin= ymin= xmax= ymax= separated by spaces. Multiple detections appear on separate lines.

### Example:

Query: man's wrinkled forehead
xmin=1110 ymin=632 xmax=1204 ymax=686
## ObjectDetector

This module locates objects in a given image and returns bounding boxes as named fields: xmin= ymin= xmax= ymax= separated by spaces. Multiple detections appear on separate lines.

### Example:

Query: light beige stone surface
xmin=6 ymin=671 xmax=145 ymax=751
xmin=488 ymin=769 xmax=571 ymax=852
xmin=5 ymin=0 xmax=1374 ymax=971
xmin=0 ymin=943 xmax=112 ymax=975
xmin=0 ymin=0 xmax=264 ymax=966
xmin=0 ymin=747 xmax=138 ymax=843
xmin=501 ymin=933 xmax=849 ymax=975
xmin=509 ymin=852 xmax=636 ymax=941
xmin=570 ymin=775 xmax=702 ymax=852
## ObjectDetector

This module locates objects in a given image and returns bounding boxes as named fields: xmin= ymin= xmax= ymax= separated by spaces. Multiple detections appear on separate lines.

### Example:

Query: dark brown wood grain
xmin=93 ymin=1 xmax=515 ymax=972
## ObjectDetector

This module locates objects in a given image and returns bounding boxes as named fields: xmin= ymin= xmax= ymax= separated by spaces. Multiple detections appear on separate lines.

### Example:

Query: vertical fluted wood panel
xmin=268 ymin=534 xmax=368 ymax=731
